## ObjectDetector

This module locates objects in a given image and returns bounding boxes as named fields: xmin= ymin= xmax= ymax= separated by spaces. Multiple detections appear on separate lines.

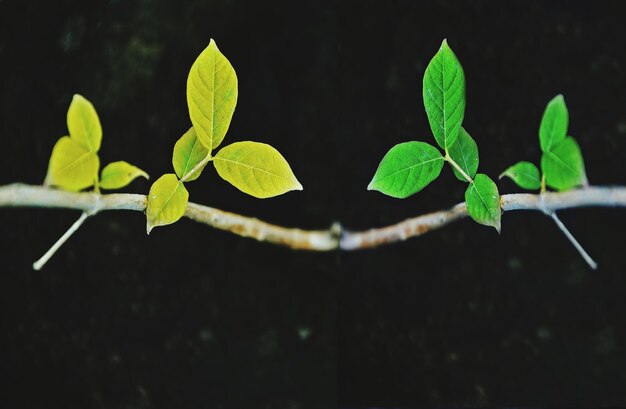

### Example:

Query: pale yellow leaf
xmin=146 ymin=174 xmax=189 ymax=233
xmin=214 ymin=141 xmax=302 ymax=199
xmin=46 ymin=136 xmax=100 ymax=191
xmin=67 ymin=94 xmax=102 ymax=152
xmin=186 ymin=39 xmax=238 ymax=150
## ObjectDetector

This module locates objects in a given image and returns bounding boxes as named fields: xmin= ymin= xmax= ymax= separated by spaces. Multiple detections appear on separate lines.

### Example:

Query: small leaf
xmin=539 ymin=94 xmax=568 ymax=152
xmin=499 ymin=161 xmax=541 ymax=190
xmin=541 ymin=137 xmax=586 ymax=191
xmin=187 ymin=39 xmax=238 ymax=150
xmin=465 ymin=173 xmax=501 ymax=232
xmin=146 ymin=174 xmax=189 ymax=234
xmin=423 ymin=39 xmax=466 ymax=151
xmin=67 ymin=94 xmax=102 ymax=152
xmin=45 ymin=136 xmax=100 ymax=191
xmin=100 ymin=161 xmax=149 ymax=190
xmin=172 ymin=127 xmax=210 ymax=182
xmin=448 ymin=127 xmax=478 ymax=181
xmin=368 ymin=141 xmax=444 ymax=198
xmin=213 ymin=141 xmax=302 ymax=198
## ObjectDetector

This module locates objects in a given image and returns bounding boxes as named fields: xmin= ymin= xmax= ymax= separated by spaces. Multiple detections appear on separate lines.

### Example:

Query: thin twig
xmin=549 ymin=212 xmax=598 ymax=270
xmin=33 ymin=211 xmax=91 ymax=270
xmin=1 ymin=183 xmax=625 ymax=254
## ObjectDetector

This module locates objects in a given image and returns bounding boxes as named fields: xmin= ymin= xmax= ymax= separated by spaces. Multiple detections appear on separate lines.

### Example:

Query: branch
xmin=1 ymin=183 xmax=626 ymax=252
xmin=0 ymin=183 xmax=338 ymax=251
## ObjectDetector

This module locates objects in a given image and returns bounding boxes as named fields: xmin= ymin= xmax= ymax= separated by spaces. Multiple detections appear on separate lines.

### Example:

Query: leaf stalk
xmin=444 ymin=154 xmax=474 ymax=183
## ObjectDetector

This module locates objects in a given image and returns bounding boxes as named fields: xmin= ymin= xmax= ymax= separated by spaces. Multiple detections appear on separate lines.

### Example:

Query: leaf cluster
xmin=146 ymin=40 xmax=302 ymax=233
xmin=46 ymin=95 xmax=148 ymax=192
xmin=369 ymin=40 xmax=501 ymax=231
xmin=501 ymin=95 xmax=586 ymax=192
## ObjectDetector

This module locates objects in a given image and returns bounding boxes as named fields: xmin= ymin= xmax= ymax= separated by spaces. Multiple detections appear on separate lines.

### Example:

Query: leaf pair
xmin=501 ymin=95 xmax=586 ymax=191
xmin=46 ymin=95 xmax=148 ymax=192
xmin=369 ymin=40 xmax=501 ymax=231
xmin=146 ymin=40 xmax=302 ymax=233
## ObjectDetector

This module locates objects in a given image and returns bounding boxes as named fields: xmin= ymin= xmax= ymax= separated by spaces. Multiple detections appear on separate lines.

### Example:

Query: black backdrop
xmin=1 ymin=0 xmax=626 ymax=407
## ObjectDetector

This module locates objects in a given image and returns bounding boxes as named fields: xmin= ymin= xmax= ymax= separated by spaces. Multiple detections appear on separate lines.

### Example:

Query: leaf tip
xmin=494 ymin=220 xmax=502 ymax=234
xmin=146 ymin=223 xmax=153 ymax=235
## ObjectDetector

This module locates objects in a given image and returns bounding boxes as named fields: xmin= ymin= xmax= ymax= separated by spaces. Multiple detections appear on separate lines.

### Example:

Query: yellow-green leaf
xmin=45 ymin=136 xmax=99 ymax=191
xmin=214 ymin=141 xmax=302 ymax=198
xmin=146 ymin=174 xmax=189 ymax=234
xmin=67 ymin=94 xmax=102 ymax=152
xmin=100 ymin=161 xmax=149 ymax=190
xmin=172 ymin=127 xmax=210 ymax=182
xmin=187 ymin=39 xmax=238 ymax=150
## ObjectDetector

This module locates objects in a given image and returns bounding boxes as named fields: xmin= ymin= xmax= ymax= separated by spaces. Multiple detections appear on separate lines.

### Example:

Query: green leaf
xmin=499 ymin=161 xmax=541 ymax=190
xmin=100 ymin=161 xmax=149 ymax=190
xmin=465 ymin=173 xmax=501 ymax=232
xmin=447 ymin=127 xmax=478 ymax=181
xmin=213 ymin=141 xmax=302 ymax=198
xmin=541 ymin=137 xmax=586 ymax=191
xmin=539 ymin=94 xmax=568 ymax=152
xmin=423 ymin=39 xmax=466 ymax=151
xmin=368 ymin=141 xmax=444 ymax=198
xmin=146 ymin=174 xmax=189 ymax=234
xmin=187 ymin=39 xmax=238 ymax=151
xmin=45 ymin=136 xmax=100 ymax=191
xmin=67 ymin=94 xmax=102 ymax=152
xmin=172 ymin=127 xmax=210 ymax=182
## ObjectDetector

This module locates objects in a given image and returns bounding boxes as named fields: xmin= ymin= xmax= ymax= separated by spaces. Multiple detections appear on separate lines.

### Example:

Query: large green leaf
xmin=423 ymin=39 xmax=465 ymax=151
xmin=465 ymin=173 xmax=501 ymax=232
xmin=100 ymin=161 xmax=149 ymax=190
xmin=146 ymin=174 xmax=189 ymax=234
xmin=541 ymin=137 xmax=586 ymax=191
xmin=187 ymin=39 xmax=238 ymax=150
xmin=172 ymin=127 xmax=210 ymax=182
xmin=447 ymin=127 xmax=478 ymax=181
xmin=45 ymin=136 xmax=100 ymax=191
xmin=499 ymin=161 xmax=541 ymax=190
xmin=368 ymin=141 xmax=444 ymax=198
xmin=67 ymin=94 xmax=102 ymax=152
xmin=539 ymin=94 xmax=568 ymax=152
xmin=213 ymin=141 xmax=302 ymax=198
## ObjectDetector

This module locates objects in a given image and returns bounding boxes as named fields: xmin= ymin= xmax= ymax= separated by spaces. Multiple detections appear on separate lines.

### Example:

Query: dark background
xmin=1 ymin=0 xmax=626 ymax=407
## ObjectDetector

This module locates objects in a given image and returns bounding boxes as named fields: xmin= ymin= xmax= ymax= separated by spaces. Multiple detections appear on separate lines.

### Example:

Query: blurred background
xmin=1 ymin=0 xmax=626 ymax=407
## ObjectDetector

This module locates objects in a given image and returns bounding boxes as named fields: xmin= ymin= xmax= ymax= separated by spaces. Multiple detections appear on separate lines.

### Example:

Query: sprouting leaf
xmin=45 ymin=136 xmax=100 ymax=191
xmin=539 ymin=94 xmax=568 ymax=152
xmin=172 ymin=127 xmax=210 ymax=182
xmin=541 ymin=137 xmax=586 ymax=191
xmin=465 ymin=173 xmax=501 ymax=232
xmin=187 ymin=39 xmax=238 ymax=151
xmin=447 ymin=127 xmax=478 ymax=181
xmin=67 ymin=94 xmax=102 ymax=152
xmin=99 ymin=161 xmax=149 ymax=190
xmin=499 ymin=161 xmax=541 ymax=190
xmin=213 ymin=141 xmax=302 ymax=198
xmin=146 ymin=174 xmax=189 ymax=234
xmin=368 ymin=141 xmax=444 ymax=198
xmin=423 ymin=39 xmax=466 ymax=151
